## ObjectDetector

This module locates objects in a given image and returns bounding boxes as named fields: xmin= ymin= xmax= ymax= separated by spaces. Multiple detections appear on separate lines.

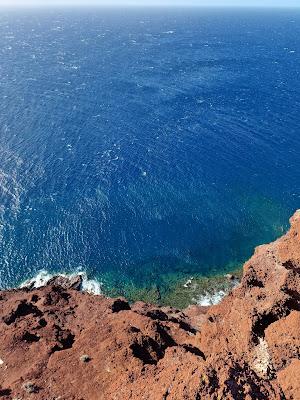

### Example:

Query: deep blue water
xmin=0 ymin=8 xmax=300 ymax=294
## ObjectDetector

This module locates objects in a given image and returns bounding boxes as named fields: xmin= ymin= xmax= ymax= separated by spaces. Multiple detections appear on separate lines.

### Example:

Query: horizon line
xmin=1 ymin=4 xmax=300 ymax=8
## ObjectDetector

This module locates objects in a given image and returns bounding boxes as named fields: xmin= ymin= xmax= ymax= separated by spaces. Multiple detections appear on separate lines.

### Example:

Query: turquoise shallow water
xmin=0 ymin=8 xmax=299 ymax=299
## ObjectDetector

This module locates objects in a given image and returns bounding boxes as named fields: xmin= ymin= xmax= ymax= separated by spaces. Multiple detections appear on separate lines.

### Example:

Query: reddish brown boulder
xmin=277 ymin=359 xmax=300 ymax=399
xmin=0 ymin=210 xmax=300 ymax=399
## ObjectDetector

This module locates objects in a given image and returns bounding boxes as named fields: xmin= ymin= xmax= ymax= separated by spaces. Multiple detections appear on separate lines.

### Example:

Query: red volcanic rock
xmin=277 ymin=359 xmax=300 ymax=399
xmin=0 ymin=210 xmax=300 ymax=399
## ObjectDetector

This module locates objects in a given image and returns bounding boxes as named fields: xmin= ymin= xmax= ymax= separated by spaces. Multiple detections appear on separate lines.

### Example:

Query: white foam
xmin=194 ymin=290 xmax=226 ymax=307
xmin=194 ymin=278 xmax=240 ymax=306
xmin=20 ymin=270 xmax=53 ymax=288
xmin=183 ymin=277 xmax=194 ymax=288
xmin=20 ymin=269 xmax=102 ymax=295
xmin=81 ymin=276 xmax=102 ymax=295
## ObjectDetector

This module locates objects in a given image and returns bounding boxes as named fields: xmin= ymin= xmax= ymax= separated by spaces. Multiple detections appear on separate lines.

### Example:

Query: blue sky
xmin=1 ymin=0 xmax=300 ymax=7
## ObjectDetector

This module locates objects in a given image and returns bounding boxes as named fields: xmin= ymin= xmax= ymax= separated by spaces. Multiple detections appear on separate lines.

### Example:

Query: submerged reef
xmin=1 ymin=211 xmax=300 ymax=399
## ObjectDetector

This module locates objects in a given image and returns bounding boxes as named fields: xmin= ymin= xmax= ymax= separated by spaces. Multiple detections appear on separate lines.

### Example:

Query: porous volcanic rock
xmin=0 ymin=211 xmax=300 ymax=399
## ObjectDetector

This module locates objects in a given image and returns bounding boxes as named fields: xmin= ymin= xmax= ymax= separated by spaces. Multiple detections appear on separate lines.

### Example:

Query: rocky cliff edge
xmin=1 ymin=211 xmax=300 ymax=399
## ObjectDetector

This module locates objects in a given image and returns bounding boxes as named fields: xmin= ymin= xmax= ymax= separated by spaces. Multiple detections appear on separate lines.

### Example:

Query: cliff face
xmin=1 ymin=211 xmax=300 ymax=400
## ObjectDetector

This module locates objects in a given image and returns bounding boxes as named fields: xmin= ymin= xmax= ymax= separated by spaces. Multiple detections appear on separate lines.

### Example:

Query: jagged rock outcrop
xmin=0 ymin=211 xmax=300 ymax=399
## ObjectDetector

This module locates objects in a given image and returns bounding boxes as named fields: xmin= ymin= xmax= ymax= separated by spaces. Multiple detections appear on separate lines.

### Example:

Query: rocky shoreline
xmin=20 ymin=267 xmax=242 ymax=309
xmin=1 ymin=211 xmax=300 ymax=399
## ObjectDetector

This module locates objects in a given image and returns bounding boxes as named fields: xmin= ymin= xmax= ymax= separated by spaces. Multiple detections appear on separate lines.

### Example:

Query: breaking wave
xmin=20 ymin=269 xmax=102 ymax=295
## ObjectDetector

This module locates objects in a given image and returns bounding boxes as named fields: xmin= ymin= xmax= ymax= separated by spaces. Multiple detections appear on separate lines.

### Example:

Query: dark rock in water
xmin=0 ymin=211 xmax=300 ymax=399
xmin=47 ymin=275 xmax=83 ymax=291
xmin=224 ymin=273 xmax=235 ymax=281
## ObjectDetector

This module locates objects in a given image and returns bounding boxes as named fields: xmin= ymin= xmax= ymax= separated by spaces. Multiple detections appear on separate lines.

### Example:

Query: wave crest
xmin=20 ymin=269 xmax=102 ymax=295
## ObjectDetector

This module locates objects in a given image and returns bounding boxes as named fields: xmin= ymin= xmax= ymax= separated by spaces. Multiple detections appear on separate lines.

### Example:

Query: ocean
xmin=0 ymin=8 xmax=300 ymax=304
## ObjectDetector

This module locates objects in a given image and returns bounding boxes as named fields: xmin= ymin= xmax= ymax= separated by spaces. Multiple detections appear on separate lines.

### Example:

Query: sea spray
xmin=20 ymin=269 xmax=102 ymax=295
